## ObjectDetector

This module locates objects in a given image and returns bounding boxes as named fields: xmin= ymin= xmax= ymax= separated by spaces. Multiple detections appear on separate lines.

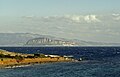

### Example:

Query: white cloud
xmin=84 ymin=15 xmax=101 ymax=23
xmin=21 ymin=15 xmax=101 ymax=23
xmin=65 ymin=15 xmax=82 ymax=22
xmin=64 ymin=15 xmax=101 ymax=23
xmin=112 ymin=13 xmax=120 ymax=16
xmin=111 ymin=13 xmax=120 ymax=20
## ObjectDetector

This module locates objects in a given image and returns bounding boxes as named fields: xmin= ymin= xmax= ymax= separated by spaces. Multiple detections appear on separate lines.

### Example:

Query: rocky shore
xmin=0 ymin=57 xmax=74 ymax=68
xmin=0 ymin=49 xmax=75 ymax=68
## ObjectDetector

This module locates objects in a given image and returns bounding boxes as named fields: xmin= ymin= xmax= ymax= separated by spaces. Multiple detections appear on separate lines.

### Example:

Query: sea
xmin=0 ymin=47 xmax=120 ymax=77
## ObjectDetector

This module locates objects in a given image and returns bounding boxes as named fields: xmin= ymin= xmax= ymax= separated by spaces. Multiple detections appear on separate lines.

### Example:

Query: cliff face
xmin=25 ymin=38 xmax=78 ymax=46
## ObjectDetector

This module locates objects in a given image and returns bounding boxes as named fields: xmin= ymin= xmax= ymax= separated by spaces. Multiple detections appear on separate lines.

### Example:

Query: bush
xmin=40 ymin=54 xmax=46 ymax=58
xmin=34 ymin=53 xmax=46 ymax=58
xmin=0 ymin=54 xmax=5 ymax=58
xmin=26 ymin=55 xmax=34 ymax=58
xmin=14 ymin=55 xmax=24 ymax=61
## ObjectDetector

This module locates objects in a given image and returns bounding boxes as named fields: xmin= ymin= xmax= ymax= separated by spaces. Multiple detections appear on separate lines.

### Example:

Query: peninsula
xmin=0 ymin=49 xmax=75 ymax=68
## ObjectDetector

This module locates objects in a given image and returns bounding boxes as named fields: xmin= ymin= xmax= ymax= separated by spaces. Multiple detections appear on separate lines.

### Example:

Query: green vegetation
xmin=0 ymin=54 xmax=24 ymax=61
xmin=0 ymin=54 xmax=5 ymax=58
xmin=14 ymin=55 xmax=24 ymax=61
xmin=0 ymin=53 xmax=47 ymax=60
xmin=0 ymin=54 xmax=15 ymax=58
xmin=34 ymin=53 xmax=46 ymax=58
xmin=39 ymin=54 xmax=46 ymax=58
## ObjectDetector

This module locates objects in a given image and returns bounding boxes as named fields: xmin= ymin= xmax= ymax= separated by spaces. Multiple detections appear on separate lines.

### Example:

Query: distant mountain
xmin=25 ymin=37 xmax=120 ymax=46
xmin=0 ymin=33 xmax=54 ymax=46
xmin=0 ymin=33 xmax=120 ymax=46
xmin=72 ymin=39 xmax=120 ymax=46
xmin=25 ymin=37 xmax=78 ymax=46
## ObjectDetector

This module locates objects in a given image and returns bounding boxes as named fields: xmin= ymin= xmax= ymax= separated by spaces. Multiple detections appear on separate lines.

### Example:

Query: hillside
xmin=0 ymin=49 xmax=33 ymax=57
xmin=0 ymin=33 xmax=54 ymax=46
xmin=25 ymin=37 xmax=79 ymax=46
xmin=0 ymin=33 xmax=120 ymax=46
xmin=0 ymin=49 xmax=74 ymax=68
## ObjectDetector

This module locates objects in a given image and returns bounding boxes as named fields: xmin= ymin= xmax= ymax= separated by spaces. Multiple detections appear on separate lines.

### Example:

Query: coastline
xmin=0 ymin=49 xmax=77 ymax=68
xmin=0 ymin=57 xmax=75 ymax=68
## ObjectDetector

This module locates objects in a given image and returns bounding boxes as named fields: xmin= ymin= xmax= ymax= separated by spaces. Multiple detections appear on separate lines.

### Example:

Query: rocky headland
xmin=0 ymin=49 xmax=75 ymax=68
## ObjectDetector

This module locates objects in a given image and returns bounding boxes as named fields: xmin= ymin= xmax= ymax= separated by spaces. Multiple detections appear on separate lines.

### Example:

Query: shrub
xmin=0 ymin=54 xmax=5 ymax=58
xmin=14 ymin=55 xmax=24 ymax=61
xmin=40 ymin=54 xmax=46 ymax=58
xmin=34 ymin=53 xmax=46 ymax=58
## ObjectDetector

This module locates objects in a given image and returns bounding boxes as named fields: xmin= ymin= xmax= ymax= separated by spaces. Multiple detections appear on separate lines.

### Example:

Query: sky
xmin=0 ymin=0 xmax=120 ymax=16
xmin=0 ymin=0 xmax=120 ymax=43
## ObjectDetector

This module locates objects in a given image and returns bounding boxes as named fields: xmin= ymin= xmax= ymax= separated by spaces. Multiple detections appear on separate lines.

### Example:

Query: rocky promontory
xmin=0 ymin=49 xmax=75 ymax=68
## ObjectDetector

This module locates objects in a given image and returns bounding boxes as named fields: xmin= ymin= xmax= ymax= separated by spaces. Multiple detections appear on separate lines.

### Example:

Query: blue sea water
xmin=0 ymin=47 xmax=120 ymax=77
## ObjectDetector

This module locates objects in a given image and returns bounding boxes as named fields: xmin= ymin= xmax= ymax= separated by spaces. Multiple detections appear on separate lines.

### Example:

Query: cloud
xmin=1 ymin=14 xmax=120 ymax=43
xmin=111 ymin=13 xmax=120 ymax=20
xmin=64 ymin=15 xmax=101 ymax=23
xmin=84 ymin=15 xmax=101 ymax=23
xmin=112 ymin=13 xmax=120 ymax=16
xmin=64 ymin=15 xmax=82 ymax=22
xmin=21 ymin=15 xmax=101 ymax=24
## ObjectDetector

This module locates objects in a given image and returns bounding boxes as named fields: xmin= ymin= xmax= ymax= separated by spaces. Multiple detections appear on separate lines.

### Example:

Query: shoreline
xmin=2 ymin=61 xmax=73 ymax=69
xmin=0 ymin=57 xmax=76 ymax=68
xmin=0 ymin=49 xmax=77 ymax=68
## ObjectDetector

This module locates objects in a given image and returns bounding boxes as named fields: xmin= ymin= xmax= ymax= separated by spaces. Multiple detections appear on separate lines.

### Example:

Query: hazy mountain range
xmin=0 ymin=33 xmax=41 ymax=46
xmin=0 ymin=33 xmax=120 ymax=46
